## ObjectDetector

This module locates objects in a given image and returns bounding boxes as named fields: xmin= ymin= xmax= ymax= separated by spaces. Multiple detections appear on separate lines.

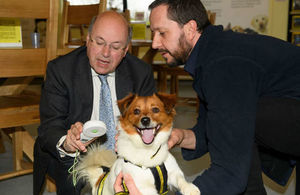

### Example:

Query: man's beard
xmin=162 ymin=33 xmax=192 ymax=67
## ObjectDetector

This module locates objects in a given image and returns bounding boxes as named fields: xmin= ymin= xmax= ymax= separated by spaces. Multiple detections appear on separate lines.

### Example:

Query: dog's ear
xmin=117 ymin=93 xmax=136 ymax=115
xmin=156 ymin=92 xmax=177 ymax=114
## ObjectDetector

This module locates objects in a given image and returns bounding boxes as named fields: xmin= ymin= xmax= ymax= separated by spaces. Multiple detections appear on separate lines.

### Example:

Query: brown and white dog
xmin=75 ymin=93 xmax=200 ymax=195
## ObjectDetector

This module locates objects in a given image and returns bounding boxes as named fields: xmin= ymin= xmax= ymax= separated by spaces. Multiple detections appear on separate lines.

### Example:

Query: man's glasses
xmin=89 ymin=36 xmax=126 ymax=53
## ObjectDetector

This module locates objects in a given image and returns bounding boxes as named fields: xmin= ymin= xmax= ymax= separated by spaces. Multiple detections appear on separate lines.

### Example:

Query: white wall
xmin=67 ymin=0 xmax=154 ymax=20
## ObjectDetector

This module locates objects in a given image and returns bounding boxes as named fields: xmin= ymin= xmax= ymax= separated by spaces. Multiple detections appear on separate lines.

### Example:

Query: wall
xmin=268 ymin=0 xmax=290 ymax=40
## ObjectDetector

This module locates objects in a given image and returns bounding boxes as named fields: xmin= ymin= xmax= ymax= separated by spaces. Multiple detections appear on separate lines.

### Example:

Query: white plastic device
xmin=80 ymin=120 xmax=107 ymax=143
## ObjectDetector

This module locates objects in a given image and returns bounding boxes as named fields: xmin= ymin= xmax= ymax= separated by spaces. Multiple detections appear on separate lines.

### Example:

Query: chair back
xmin=57 ymin=0 xmax=107 ymax=56
xmin=0 ymin=0 xmax=58 ymax=96
xmin=0 ymin=0 xmax=59 ymax=181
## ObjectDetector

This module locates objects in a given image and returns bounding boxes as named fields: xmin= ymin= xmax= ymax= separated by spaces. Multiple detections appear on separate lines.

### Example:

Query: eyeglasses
xmin=89 ymin=36 xmax=126 ymax=53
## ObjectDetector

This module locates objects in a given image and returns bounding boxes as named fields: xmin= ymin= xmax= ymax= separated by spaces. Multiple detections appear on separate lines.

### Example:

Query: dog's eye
xmin=134 ymin=109 xmax=140 ymax=115
xmin=152 ymin=107 xmax=160 ymax=113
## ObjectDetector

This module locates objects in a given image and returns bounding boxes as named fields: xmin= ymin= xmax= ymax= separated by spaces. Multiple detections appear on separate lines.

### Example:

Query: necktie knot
xmin=98 ymin=74 xmax=108 ymax=84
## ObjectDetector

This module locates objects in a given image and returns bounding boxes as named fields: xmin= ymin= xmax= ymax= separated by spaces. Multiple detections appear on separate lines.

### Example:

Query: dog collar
xmin=122 ymin=144 xmax=162 ymax=168
xmin=151 ymin=145 xmax=162 ymax=159
xmin=123 ymin=158 xmax=143 ymax=169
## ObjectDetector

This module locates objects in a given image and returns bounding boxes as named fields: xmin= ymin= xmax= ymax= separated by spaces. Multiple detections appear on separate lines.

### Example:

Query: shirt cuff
xmin=56 ymin=135 xmax=77 ymax=158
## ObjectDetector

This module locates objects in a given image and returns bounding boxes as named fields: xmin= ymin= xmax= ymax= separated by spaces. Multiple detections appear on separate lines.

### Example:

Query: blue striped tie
xmin=98 ymin=75 xmax=115 ymax=150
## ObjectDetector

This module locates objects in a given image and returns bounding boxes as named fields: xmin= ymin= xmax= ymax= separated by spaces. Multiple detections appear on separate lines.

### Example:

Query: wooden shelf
xmin=290 ymin=10 xmax=300 ymax=15
xmin=290 ymin=29 xmax=300 ymax=32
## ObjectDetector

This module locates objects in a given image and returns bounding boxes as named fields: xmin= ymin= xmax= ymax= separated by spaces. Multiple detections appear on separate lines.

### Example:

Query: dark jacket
xmin=182 ymin=25 xmax=300 ymax=195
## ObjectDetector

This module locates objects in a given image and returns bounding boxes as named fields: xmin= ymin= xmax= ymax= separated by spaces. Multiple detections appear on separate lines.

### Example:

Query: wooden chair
xmin=57 ymin=0 xmax=107 ymax=56
xmin=0 ymin=0 xmax=58 ymax=181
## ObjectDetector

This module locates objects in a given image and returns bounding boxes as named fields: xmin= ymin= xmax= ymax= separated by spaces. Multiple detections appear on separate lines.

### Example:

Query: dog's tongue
xmin=142 ymin=129 xmax=154 ymax=144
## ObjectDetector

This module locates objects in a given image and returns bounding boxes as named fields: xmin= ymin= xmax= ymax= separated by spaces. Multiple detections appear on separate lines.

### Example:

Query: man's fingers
xmin=63 ymin=138 xmax=76 ymax=152
xmin=115 ymin=131 xmax=120 ymax=141
xmin=168 ymin=129 xmax=185 ymax=149
xmin=64 ymin=128 xmax=86 ymax=152
xmin=123 ymin=174 xmax=142 ymax=195
xmin=64 ymin=139 xmax=86 ymax=153
xmin=114 ymin=131 xmax=120 ymax=152
xmin=168 ymin=138 xmax=176 ymax=149
xmin=168 ymin=131 xmax=180 ymax=149
xmin=114 ymin=172 xmax=124 ymax=193
xmin=74 ymin=139 xmax=86 ymax=152
xmin=72 ymin=122 xmax=83 ymax=139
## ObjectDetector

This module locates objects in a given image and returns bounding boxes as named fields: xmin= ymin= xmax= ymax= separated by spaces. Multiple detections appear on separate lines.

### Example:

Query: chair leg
xmin=0 ymin=130 xmax=6 ymax=153
xmin=12 ymin=127 xmax=24 ymax=171
xmin=296 ymin=161 xmax=299 ymax=195
xmin=46 ymin=175 xmax=57 ymax=192
xmin=0 ymin=127 xmax=33 ymax=181
xmin=170 ymin=75 xmax=178 ymax=95
xmin=157 ymin=70 xmax=167 ymax=92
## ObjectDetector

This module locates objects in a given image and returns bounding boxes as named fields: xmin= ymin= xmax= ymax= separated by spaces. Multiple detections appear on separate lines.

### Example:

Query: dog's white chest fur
xmin=104 ymin=158 xmax=161 ymax=194
xmin=104 ymin=152 xmax=188 ymax=195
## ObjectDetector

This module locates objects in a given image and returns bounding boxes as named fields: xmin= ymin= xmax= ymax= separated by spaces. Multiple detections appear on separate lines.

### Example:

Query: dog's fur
xmin=225 ymin=22 xmax=258 ymax=35
xmin=75 ymin=93 xmax=200 ymax=195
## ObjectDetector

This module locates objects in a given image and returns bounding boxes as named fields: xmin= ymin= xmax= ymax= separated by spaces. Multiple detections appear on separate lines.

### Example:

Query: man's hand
xmin=63 ymin=122 xmax=89 ymax=153
xmin=114 ymin=130 xmax=120 ymax=153
xmin=168 ymin=128 xmax=196 ymax=150
xmin=114 ymin=172 xmax=142 ymax=195
xmin=168 ymin=128 xmax=184 ymax=149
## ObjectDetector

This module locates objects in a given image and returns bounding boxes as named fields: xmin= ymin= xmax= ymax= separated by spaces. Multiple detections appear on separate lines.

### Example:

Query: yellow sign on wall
xmin=0 ymin=18 xmax=22 ymax=48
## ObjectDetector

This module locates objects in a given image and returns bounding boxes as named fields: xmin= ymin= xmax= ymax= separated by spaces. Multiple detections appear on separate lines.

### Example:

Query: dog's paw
xmin=181 ymin=183 xmax=200 ymax=195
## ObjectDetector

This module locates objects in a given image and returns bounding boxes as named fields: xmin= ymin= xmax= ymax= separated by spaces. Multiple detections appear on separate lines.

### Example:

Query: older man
xmin=33 ymin=11 xmax=156 ymax=195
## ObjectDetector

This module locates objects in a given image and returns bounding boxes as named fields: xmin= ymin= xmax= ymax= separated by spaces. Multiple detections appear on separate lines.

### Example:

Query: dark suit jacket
xmin=33 ymin=46 xmax=156 ymax=194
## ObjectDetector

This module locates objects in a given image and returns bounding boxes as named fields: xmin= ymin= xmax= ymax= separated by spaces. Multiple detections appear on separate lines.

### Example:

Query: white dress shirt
xmin=57 ymin=68 xmax=120 ymax=157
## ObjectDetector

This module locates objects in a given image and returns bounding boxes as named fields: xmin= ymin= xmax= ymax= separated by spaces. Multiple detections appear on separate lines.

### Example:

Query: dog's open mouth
xmin=135 ymin=124 xmax=161 ymax=144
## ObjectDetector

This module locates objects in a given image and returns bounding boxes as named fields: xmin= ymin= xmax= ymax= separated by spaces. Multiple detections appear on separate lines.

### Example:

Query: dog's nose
xmin=141 ymin=117 xmax=150 ymax=126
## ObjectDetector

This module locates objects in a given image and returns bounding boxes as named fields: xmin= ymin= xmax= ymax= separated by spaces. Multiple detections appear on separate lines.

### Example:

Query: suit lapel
xmin=74 ymin=53 xmax=93 ymax=121
xmin=116 ymin=55 xmax=133 ymax=100
xmin=73 ymin=51 xmax=133 ymax=118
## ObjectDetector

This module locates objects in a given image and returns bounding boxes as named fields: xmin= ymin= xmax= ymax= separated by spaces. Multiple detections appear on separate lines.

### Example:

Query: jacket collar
xmin=115 ymin=53 xmax=133 ymax=99
xmin=185 ymin=25 xmax=223 ymax=77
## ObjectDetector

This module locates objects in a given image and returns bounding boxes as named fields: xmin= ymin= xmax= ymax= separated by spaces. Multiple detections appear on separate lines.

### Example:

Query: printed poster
xmin=202 ymin=0 xmax=269 ymax=35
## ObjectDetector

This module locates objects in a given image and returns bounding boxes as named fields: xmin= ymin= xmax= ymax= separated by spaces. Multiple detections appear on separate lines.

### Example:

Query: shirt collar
xmin=91 ymin=68 xmax=115 ymax=78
